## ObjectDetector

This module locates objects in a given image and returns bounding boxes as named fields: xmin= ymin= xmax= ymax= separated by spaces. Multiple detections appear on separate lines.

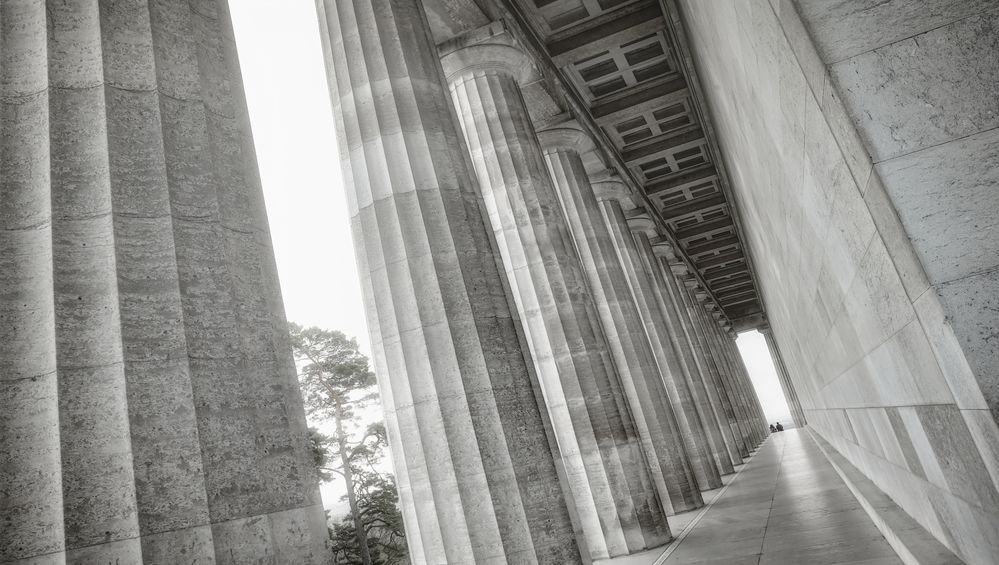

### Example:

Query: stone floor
xmin=601 ymin=429 xmax=903 ymax=565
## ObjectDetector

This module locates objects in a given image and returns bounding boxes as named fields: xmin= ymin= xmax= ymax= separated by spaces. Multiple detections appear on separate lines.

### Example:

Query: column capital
xmin=591 ymin=177 xmax=635 ymax=206
xmin=440 ymin=42 xmax=533 ymax=85
xmin=536 ymin=122 xmax=595 ymax=155
xmin=626 ymin=211 xmax=658 ymax=237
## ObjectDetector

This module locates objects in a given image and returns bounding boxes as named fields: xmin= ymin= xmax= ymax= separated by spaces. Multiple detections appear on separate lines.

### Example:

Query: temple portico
xmin=2 ymin=0 xmax=996 ymax=564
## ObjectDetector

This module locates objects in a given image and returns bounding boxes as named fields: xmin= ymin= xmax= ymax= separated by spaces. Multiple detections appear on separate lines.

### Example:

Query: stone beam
xmin=698 ymin=251 xmax=747 ymax=269
xmin=684 ymin=234 xmax=738 ymax=256
xmin=591 ymin=75 xmax=687 ymax=118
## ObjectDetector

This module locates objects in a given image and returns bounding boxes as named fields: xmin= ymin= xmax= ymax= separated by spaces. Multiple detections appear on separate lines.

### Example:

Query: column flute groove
xmin=596 ymin=181 xmax=720 ymax=496
xmin=0 ymin=2 xmax=64 ymax=562
xmin=48 ymin=1 xmax=143 ymax=559
xmin=102 ymin=1 xmax=216 ymax=560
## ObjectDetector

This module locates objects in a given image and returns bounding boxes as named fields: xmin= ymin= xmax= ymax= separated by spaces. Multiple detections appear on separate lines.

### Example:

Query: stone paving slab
xmin=603 ymin=429 xmax=905 ymax=565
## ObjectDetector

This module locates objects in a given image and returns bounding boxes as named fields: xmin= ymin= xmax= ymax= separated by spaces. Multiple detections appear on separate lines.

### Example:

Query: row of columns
xmin=1 ymin=1 xmax=328 ymax=563
xmin=317 ymin=1 xmax=769 ymax=562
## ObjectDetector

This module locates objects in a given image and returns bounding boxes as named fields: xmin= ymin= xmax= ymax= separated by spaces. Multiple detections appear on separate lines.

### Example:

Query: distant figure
xmin=769 ymin=424 xmax=777 ymax=433
xmin=775 ymin=422 xmax=784 ymax=432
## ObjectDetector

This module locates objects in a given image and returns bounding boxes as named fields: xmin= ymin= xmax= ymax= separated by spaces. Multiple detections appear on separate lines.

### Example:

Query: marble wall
xmin=675 ymin=1 xmax=999 ymax=563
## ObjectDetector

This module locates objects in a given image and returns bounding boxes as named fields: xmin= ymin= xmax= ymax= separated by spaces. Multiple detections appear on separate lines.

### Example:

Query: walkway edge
xmin=651 ymin=443 xmax=767 ymax=565
xmin=806 ymin=428 xmax=964 ymax=565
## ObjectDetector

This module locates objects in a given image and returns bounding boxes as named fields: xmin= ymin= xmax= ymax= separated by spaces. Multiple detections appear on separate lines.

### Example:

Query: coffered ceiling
xmin=424 ymin=0 xmax=766 ymax=327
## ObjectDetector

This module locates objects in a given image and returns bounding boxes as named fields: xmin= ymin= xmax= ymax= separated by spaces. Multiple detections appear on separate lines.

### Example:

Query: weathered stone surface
xmin=861 ymin=171 xmax=931 ymax=302
xmin=805 ymin=3 xmax=999 ymax=466
xmin=678 ymin=0 xmax=999 ymax=562
xmin=6 ymin=1 xmax=999 ymax=565
xmin=830 ymin=9 xmax=999 ymax=163
xmin=874 ymin=128 xmax=999 ymax=286
xmin=0 ymin=2 xmax=63 ymax=561
xmin=599 ymin=189 xmax=721 ymax=498
xmin=47 ymin=1 xmax=142 ymax=556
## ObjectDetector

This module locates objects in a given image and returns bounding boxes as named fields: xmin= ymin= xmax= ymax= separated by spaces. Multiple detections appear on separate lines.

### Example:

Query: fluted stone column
xmin=538 ymin=128 xmax=701 ymax=516
xmin=442 ymin=40 xmax=670 ymax=559
xmin=693 ymin=297 xmax=760 ymax=448
xmin=670 ymin=275 xmax=751 ymax=460
xmin=317 ymin=2 xmax=581 ymax=563
xmin=591 ymin=185 xmax=717 ymax=494
xmin=1 ymin=1 xmax=327 ymax=563
xmin=641 ymin=236 xmax=739 ymax=473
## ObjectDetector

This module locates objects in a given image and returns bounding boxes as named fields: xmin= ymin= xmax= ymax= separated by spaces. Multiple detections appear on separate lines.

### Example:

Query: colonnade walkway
xmin=603 ymin=429 xmax=903 ymax=565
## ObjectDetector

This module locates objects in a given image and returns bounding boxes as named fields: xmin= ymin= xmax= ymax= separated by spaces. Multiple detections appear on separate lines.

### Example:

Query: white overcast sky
xmin=228 ymin=0 xmax=792 ymax=511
